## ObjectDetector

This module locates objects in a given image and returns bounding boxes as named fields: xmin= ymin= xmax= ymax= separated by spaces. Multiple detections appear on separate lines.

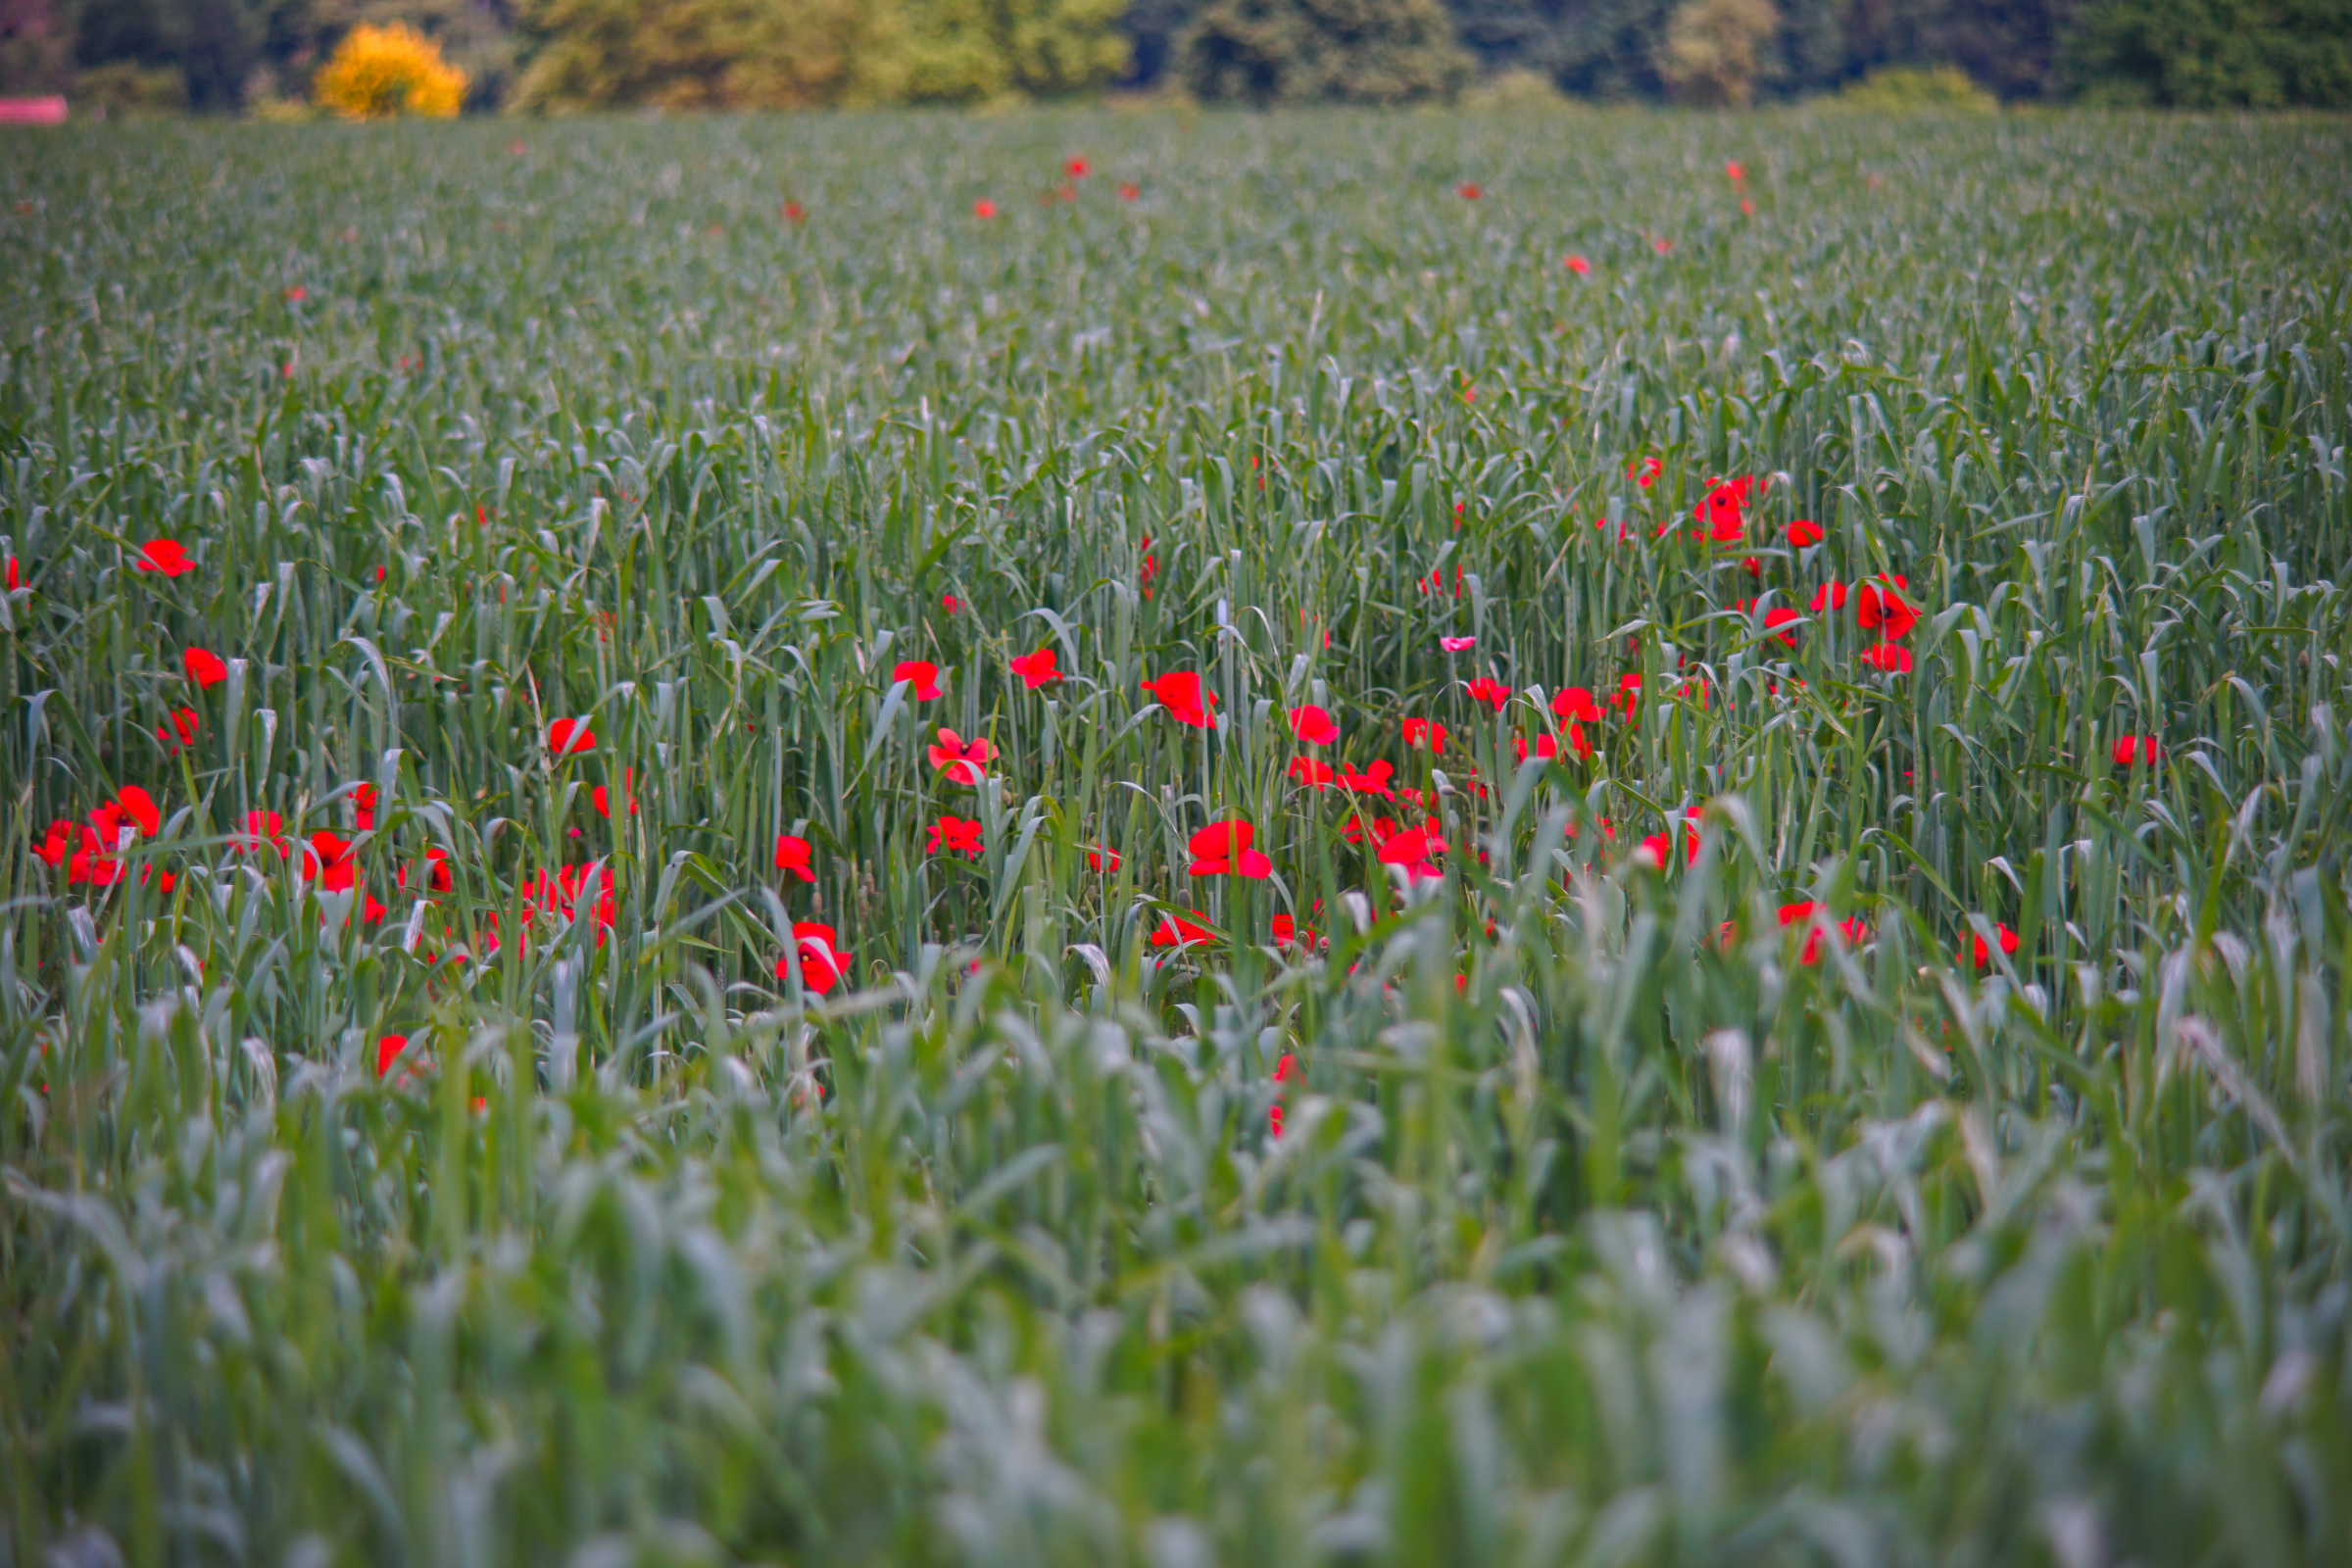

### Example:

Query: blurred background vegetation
xmin=0 ymin=0 xmax=2345 ymax=113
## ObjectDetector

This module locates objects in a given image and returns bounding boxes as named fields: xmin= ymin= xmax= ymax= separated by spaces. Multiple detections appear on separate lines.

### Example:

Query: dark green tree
xmin=2061 ymin=0 xmax=2350 ymax=103
xmin=1444 ymin=0 xmax=1567 ymax=74
xmin=1119 ymin=0 xmax=1199 ymax=77
xmin=1178 ymin=0 xmax=1473 ymax=102
xmin=1545 ymin=0 xmax=1671 ymax=96
xmin=68 ymin=0 xmax=259 ymax=106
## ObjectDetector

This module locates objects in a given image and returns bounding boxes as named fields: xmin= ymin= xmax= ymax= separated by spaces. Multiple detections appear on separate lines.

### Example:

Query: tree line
xmin=1 ymin=0 xmax=2344 ymax=114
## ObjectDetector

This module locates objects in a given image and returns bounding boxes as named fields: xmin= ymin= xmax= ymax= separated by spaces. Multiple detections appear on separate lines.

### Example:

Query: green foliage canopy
xmin=1177 ymin=0 xmax=1473 ymax=102
xmin=2062 ymin=0 xmax=2352 ymax=103
xmin=513 ymin=0 xmax=1126 ymax=106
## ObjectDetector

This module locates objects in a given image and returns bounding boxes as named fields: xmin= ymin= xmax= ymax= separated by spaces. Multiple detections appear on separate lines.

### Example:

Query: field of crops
xmin=4 ymin=106 xmax=2351 ymax=1566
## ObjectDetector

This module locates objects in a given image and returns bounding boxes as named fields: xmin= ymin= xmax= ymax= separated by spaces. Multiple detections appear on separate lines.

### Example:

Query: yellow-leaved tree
xmin=314 ymin=23 xmax=468 ymax=118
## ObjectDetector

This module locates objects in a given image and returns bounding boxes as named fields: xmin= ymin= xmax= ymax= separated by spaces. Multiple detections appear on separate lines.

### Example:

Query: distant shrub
xmin=71 ymin=61 xmax=188 ymax=118
xmin=1836 ymin=63 xmax=2000 ymax=110
xmin=1655 ymin=0 xmax=1779 ymax=106
xmin=1463 ymin=65 xmax=1578 ymax=110
xmin=1177 ymin=0 xmax=1474 ymax=106
xmin=313 ymin=23 xmax=466 ymax=119
xmin=513 ymin=0 xmax=1125 ymax=112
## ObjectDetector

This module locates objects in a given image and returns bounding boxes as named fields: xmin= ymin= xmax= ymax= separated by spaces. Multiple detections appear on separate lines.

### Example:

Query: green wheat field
xmin=4 ymin=107 xmax=2352 ymax=1566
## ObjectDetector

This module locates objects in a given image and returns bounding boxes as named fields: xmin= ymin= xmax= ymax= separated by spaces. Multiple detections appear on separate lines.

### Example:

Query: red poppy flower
xmin=135 ymin=540 xmax=194 ymax=576
xmin=927 ymin=814 xmax=984 ymax=858
xmin=377 ymin=1034 xmax=410 ymax=1078
xmin=1118 ymin=181 xmax=1140 ymax=201
xmin=1635 ymin=833 xmax=1672 ymax=869
xmin=153 ymin=705 xmax=194 ymax=750
xmin=1009 ymin=647 xmax=1060 ymax=689
xmin=774 ymin=834 xmax=815 ymax=882
xmin=1456 ymin=182 xmax=1483 ymax=199
xmin=1611 ymin=674 xmax=1642 ymax=716
xmin=1401 ymin=717 xmax=1447 ymax=754
xmin=34 ymin=818 xmax=74 ymax=867
xmin=927 ymin=728 xmax=996 ymax=785
xmin=1514 ymin=734 xmax=1559 ymax=764
xmin=1087 ymin=845 xmax=1121 ymax=872
xmin=349 ymin=783 xmax=377 ymax=830
xmin=1531 ymin=723 xmax=1593 ymax=761
xmin=892 ymin=661 xmax=944 ymax=700
xmin=1565 ymin=253 xmax=1592 ymax=275
xmin=1441 ymin=635 xmax=1477 ymax=653
xmin=1138 ymin=536 xmax=1158 ymax=598
xmin=237 ymin=810 xmax=288 ymax=857
xmin=973 ymin=199 xmax=998 ymax=220
xmin=1959 ymin=922 xmax=2021 ymax=970
xmin=1859 ymin=642 xmax=1913 ymax=673
xmin=2112 ymin=736 xmax=2160 ymax=768
xmin=396 ymin=846 xmax=454 ymax=894
xmin=1339 ymin=760 xmax=1396 ymax=798
xmin=783 ymin=200 xmax=807 ymax=222
xmin=782 ymin=921 xmax=849 ymax=993
xmin=1065 ymin=157 xmax=1091 ymax=178
xmin=1150 ymin=910 xmax=1216 ymax=951
xmin=1289 ymin=705 xmax=1339 ymax=745
xmin=1465 ymin=677 xmax=1510 ymax=711
xmin=1788 ymin=518 xmax=1823 ymax=548
xmin=141 ymin=865 xmax=177 ymax=895
xmin=592 ymin=769 xmax=638 ymax=817
xmin=299 ymin=831 xmax=359 ymax=893
xmin=4 ymin=558 xmax=18 ymax=590
xmin=1143 ymin=671 xmax=1216 ymax=727
xmin=1652 ymin=237 xmax=1674 ymax=255
xmin=1725 ymin=160 xmax=1745 ymax=183
xmin=1289 ymin=757 xmax=1336 ymax=788
xmin=941 ymin=594 xmax=960 ymax=613
xmin=1271 ymin=916 xmax=1316 ymax=949
xmin=1626 ymin=457 xmax=1662 ymax=488
xmin=183 ymin=648 xmax=227 ymax=688
xmin=67 ymin=839 xmax=123 ymax=885
xmin=1376 ymin=824 xmax=1446 ymax=878
xmin=1551 ymin=687 xmax=1602 ymax=723
xmin=514 ymin=865 xmax=616 ymax=936
xmin=1811 ymin=582 xmax=1849 ymax=612
xmin=1188 ymin=820 xmax=1271 ymax=879
xmin=1855 ymin=574 xmax=1916 ymax=639
xmin=1411 ymin=564 xmax=1467 ymax=602
xmin=1763 ymin=607 xmax=1801 ymax=648
xmin=1776 ymin=904 xmax=1871 ymax=964
xmin=1694 ymin=475 xmax=1762 ymax=543
xmin=112 ymin=785 xmax=160 ymax=839
xmin=1342 ymin=813 xmax=1399 ymax=847
xmin=548 ymin=718 xmax=595 ymax=757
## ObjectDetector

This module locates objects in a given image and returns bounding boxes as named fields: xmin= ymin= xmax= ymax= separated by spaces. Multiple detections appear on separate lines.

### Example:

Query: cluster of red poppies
xmin=952 ymin=157 xmax=1142 ymax=223
xmin=46 ymin=504 xmax=2081 ymax=1067
xmin=35 ymin=787 xmax=164 ymax=888
xmin=1616 ymin=465 xmax=1923 ymax=673
xmin=1809 ymin=575 xmax=1921 ymax=672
